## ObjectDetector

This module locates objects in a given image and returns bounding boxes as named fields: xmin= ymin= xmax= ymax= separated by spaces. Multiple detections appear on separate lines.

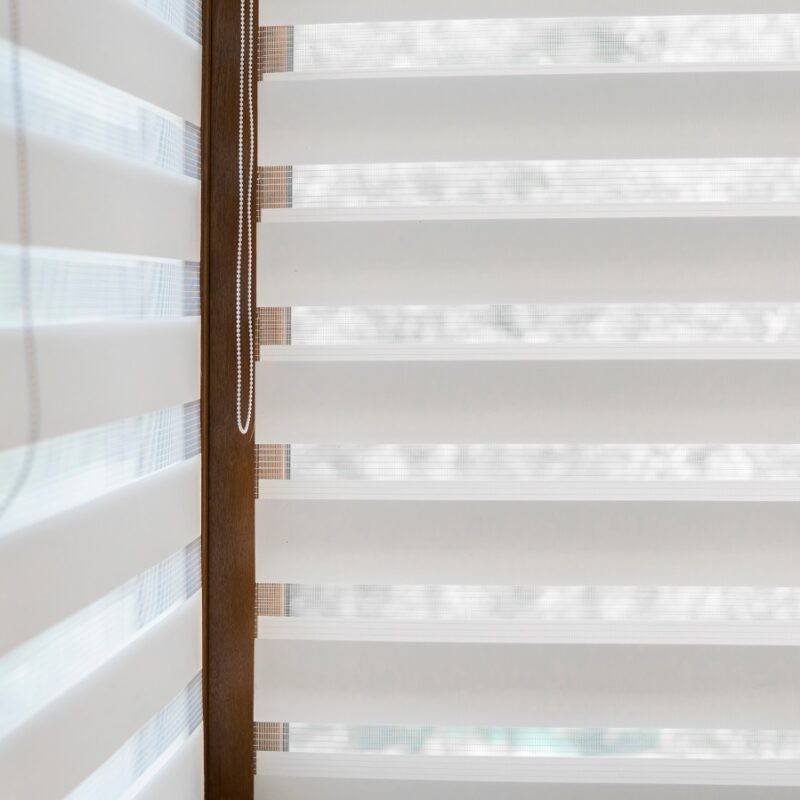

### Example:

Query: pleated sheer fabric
xmin=255 ymin=3 xmax=800 ymax=798
xmin=0 ymin=1 xmax=202 ymax=798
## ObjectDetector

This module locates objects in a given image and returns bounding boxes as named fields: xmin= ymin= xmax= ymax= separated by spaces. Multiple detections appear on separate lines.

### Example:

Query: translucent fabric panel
xmin=0 ymin=400 xmax=199 ymax=535
xmin=283 ymin=304 xmax=800 ymax=346
xmin=67 ymin=672 xmax=202 ymax=799
xmin=255 ymin=218 xmax=800 ymax=306
xmin=276 ymin=15 xmax=800 ymax=76
xmin=269 ymin=585 xmax=800 ymax=623
xmin=269 ymin=159 xmax=800 ymax=212
xmin=0 ymin=41 xmax=200 ymax=177
xmin=265 ymin=724 xmax=800 ymax=760
xmin=0 ymin=126 xmax=201 ymax=259
xmin=265 ymin=444 xmax=800 ymax=482
xmin=0 ymin=539 xmax=200 ymax=738
xmin=255 ymin=6 xmax=800 ymax=793
xmin=133 ymin=0 xmax=203 ymax=43
xmin=0 ymin=247 xmax=199 ymax=325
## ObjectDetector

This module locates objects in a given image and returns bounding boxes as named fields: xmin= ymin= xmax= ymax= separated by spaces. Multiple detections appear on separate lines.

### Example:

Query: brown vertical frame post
xmin=202 ymin=0 xmax=257 ymax=797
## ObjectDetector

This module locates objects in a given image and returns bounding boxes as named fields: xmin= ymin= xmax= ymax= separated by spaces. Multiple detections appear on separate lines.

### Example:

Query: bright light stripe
xmin=262 ymin=303 xmax=800 ymax=360
xmin=0 ymin=246 xmax=199 ymax=326
xmin=0 ymin=41 xmax=200 ymax=177
xmin=67 ymin=672 xmax=202 ymax=799
xmin=0 ymin=458 xmax=201 ymax=657
xmin=266 ymin=444 xmax=800 ymax=481
xmin=0 ymin=400 xmax=199 ymax=535
xmin=272 ymin=15 xmax=800 ymax=78
xmin=259 ymin=583 xmax=800 ymax=642
xmin=0 ymin=540 xmax=200 ymax=739
xmin=263 ymin=724 xmax=800 ymax=760
xmin=265 ymin=160 xmax=800 ymax=213
xmin=133 ymin=0 xmax=202 ymax=43
xmin=264 ymin=584 xmax=800 ymax=624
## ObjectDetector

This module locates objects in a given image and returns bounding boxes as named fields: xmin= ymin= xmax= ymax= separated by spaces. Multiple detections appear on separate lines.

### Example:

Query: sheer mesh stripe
xmin=258 ymin=584 xmax=800 ymax=623
xmin=257 ymin=724 xmax=800 ymax=760
xmin=259 ymin=304 xmax=800 ymax=353
xmin=133 ymin=0 xmax=203 ymax=43
xmin=0 ymin=42 xmax=200 ymax=177
xmin=258 ymin=444 xmax=800 ymax=482
xmin=0 ymin=247 xmax=199 ymax=325
xmin=261 ymin=16 xmax=800 ymax=77
xmin=258 ymin=160 xmax=800 ymax=216
xmin=0 ymin=401 xmax=200 ymax=535
xmin=67 ymin=673 xmax=202 ymax=799
xmin=0 ymin=540 xmax=200 ymax=738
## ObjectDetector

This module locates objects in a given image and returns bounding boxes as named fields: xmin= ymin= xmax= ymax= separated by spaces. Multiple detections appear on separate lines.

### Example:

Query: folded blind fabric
xmin=0 ymin=1 xmax=202 ymax=797
xmin=256 ymin=6 xmax=800 ymax=798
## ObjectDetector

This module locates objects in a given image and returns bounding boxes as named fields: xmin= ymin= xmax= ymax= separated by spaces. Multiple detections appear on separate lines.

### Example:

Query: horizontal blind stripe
xmin=255 ymin=777 xmax=800 ymax=799
xmin=0 ymin=247 xmax=200 ymax=325
xmin=261 ymin=443 xmax=800 ymax=481
xmin=261 ymin=1 xmax=800 ymax=25
xmin=258 ymin=303 xmax=800 ymax=361
xmin=261 ymin=73 xmax=800 ymax=163
xmin=273 ymin=303 xmax=800 ymax=345
xmin=259 ymin=617 xmax=800 ymax=645
xmin=68 ymin=672 xmax=202 ymax=799
xmin=0 ymin=0 xmax=201 ymax=123
xmin=257 ymin=751 xmax=800 ymax=785
xmin=259 ymin=724 xmax=800 ymax=760
xmin=264 ymin=343 xmax=800 ymax=361
xmin=0 ymin=592 xmax=201 ymax=800
xmin=261 ymin=584 xmax=800 ymax=623
xmin=258 ymin=159 xmax=800 ymax=222
xmin=0 ymin=400 xmax=199 ymax=535
xmin=260 ymin=479 xmax=800 ymax=502
xmin=263 ymin=16 xmax=800 ymax=79
xmin=133 ymin=0 xmax=202 ymax=43
xmin=0 ymin=457 xmax=200 ymax=655
xmin=256 ymin=362 xmax=800 ymax=443
xmin=0 ymin=41 xmax=199 ymax=178
xmin=257 ymin=218 xmax=800 ymax=306
xmin=255 ymin=641 xmax=800 ymax=727
xmin=257 ymin=584 xmax=800 ymax=644
xmin=255 ymin=501 xmax=800 ymax=585
xmin=0 ymin=127 xmax=200 ymax=259
xmin=254 ymin=8 xmax=800 ymax=794
xmin=132 ymin=725 xmax=203 ymax=800
xmin=0 ymin=540 xmax=200 ymax=737
xmin=264 ymin=204 xmax=800 ymax=223
xmin=0 ymin=319 xmax=199 ymax=450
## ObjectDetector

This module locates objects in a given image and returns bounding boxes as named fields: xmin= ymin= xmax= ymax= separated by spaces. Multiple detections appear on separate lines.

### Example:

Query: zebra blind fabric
xmin=254 ymin=3 xmax=800 ymax=798
xmin=0 ymin=1 xmax=202 ymax=798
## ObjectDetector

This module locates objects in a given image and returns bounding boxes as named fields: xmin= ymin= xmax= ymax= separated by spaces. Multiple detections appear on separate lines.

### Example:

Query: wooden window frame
xmin=201 ymin=1 xmax=258 ymax=797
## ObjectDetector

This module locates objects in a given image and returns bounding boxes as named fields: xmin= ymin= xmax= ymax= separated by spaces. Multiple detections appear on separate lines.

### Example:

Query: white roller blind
xmin=0 ymin=1 xmax=202 ymax=797
xmin=255 ymin=8 xmax=800 ymax=799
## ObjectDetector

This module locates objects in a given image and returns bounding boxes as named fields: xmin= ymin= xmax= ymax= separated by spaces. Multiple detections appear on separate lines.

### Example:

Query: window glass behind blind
xmin=255 ymin=3 xmax=800 ymax=798
xmin=0 ymin=1 xmax=203 ymax=798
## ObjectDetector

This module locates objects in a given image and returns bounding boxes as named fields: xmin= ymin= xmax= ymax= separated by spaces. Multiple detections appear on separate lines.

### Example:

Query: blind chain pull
xmin=235 ymin=0 xmax=255 ymax=435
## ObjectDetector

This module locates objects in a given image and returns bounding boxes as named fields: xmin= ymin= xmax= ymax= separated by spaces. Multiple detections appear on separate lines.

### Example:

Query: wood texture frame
xmin=201 ymin=1 xmax=257 ymax=797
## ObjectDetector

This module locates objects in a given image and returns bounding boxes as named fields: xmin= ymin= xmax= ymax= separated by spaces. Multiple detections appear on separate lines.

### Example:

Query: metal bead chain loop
xmin=236 ymin=0 xmax=255 ymax=435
